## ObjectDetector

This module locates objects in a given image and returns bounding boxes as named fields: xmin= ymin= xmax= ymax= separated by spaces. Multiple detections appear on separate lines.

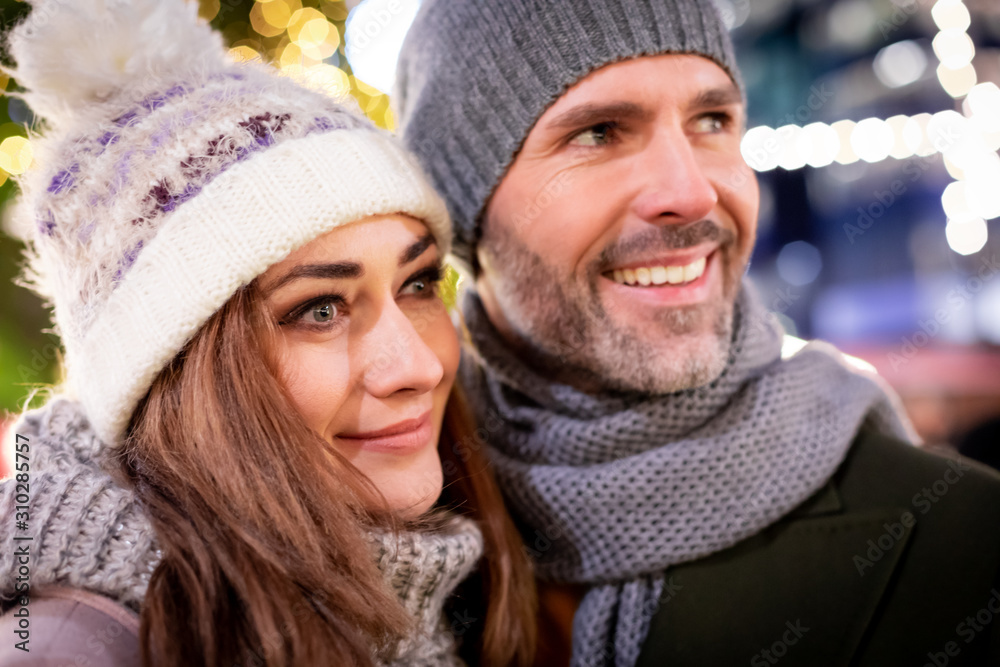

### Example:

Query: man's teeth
xmin=612 ymin=257 xmax=707 ymax=286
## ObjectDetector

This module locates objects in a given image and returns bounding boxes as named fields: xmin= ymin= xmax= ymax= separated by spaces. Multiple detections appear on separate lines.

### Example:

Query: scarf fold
xmin=0 ymin=398 xmax=484 ymax=666
xmin=459 ymin=280 xmax=916 ymax=667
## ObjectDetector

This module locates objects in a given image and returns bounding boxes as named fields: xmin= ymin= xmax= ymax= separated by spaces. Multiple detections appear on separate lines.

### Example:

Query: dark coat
xmin=635 ymin=428 xmax=1000 ymax=667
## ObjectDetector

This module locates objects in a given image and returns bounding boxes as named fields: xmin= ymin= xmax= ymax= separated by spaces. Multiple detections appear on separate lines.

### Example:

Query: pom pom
xmin=6 ymin=0 xmax=227 ymax=125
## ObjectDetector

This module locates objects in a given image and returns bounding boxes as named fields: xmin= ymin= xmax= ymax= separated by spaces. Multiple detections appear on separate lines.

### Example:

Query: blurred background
xmin=0 ymin=0 xmax=998 ymax=464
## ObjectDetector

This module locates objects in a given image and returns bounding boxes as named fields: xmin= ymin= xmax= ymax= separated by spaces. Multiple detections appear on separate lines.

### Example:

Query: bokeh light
xmin=873 ymin=41 xmax=927 ymax=89
xmin=0 ymin=136 xmax=33 ymax=175
xmin=344 ymin=0 xmax=421 ymax=94
xmin=945 ymin=217 xmax=988 ymax=255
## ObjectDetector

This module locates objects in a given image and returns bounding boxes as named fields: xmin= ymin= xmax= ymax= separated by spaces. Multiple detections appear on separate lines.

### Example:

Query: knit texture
xmin=8 ymin=0 xmax=451 ymax=446
xmin=459 ymin=280 xmax=917 ymax=667
xmin=0 ymin=399 xmax=483 ymax=666
xmin=394 ymin=0 xmax=742 ymax=266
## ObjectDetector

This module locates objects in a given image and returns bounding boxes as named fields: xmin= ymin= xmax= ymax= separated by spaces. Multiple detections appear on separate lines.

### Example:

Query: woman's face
xmin=259 ymin=215 xmax=459 ymax=517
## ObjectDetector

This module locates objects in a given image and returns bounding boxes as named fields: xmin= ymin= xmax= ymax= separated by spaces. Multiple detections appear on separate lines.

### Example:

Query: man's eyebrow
xmin=399 ymin=234 xmax=436 ymax=266
xmin=263 ymin=262 xmax=363 ymax=294
xmin=690 ymin=84 xmax=743 ymax=111
xmin=543 ymin=101 xmax=654 ymax=132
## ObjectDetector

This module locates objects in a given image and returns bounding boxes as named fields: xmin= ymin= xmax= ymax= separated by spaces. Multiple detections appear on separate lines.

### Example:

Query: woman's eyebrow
xmin=264 ymin=261 xmax=364 ymax=294
xmin=399 ymin=234 xmax=436 ymax=266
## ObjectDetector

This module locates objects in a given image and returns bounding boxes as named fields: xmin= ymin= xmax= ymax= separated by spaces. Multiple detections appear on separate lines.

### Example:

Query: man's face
xmin=477 ymin=54 xmax=759 ymax=394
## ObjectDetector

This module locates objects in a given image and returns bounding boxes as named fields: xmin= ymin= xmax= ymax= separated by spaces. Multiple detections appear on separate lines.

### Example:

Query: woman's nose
xmin=361 ymin=301 xmax=445 ymax=398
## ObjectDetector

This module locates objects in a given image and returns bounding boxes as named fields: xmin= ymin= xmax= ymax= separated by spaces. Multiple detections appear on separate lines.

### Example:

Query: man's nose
xmin=629 ymin=128 xmax=719 ymax=224
xmin=362 ymin=301 xmax=444 ymax=398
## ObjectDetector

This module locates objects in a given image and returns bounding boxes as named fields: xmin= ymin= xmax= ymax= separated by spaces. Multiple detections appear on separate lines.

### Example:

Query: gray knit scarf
xmin=0 ymin=398 xmax=483 ymax=666
xmin=459 ymin=280 xmax=916 ymax=667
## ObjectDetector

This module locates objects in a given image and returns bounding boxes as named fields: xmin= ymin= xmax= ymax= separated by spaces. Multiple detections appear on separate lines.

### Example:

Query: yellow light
xmin=832 ymin=119 xmax=859 ymax=164
xmin=0 ymin=136 xmax=33 ymax=175
xmin=197 ymin=0 xmax=220 ymax=22
xmin=932 ymin=29 xmax=975 ymax=70
xmin=351 ymin=75 xmax=384 ymax=98
xmin=249 ymin=2 xmax=285 ymax=37
xmin=937 ymin=62 xmax=977 ymax=98
xmin=288 ymin=8 xmax=328 ymax=43
xmin=931 ymin=0 xmax=971 ymax=32
xmin=383 ymin=106 xmax=396 ymax=131
xmin=228 ymin=46 xmax=261 ymax=63
xmin=260 ymin=0 xmax=302 ymax=30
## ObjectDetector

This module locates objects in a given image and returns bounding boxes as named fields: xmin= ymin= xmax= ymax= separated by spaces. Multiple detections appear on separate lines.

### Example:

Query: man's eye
xmin=695 ymin=113 xmax=731 ymax=134
xmin=569 ymin=122 xmax=617 ymax=147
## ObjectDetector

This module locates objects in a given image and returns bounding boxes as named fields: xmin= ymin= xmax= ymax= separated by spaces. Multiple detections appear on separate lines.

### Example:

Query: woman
xmin=0 ymin=1 xmax=535 ymax=665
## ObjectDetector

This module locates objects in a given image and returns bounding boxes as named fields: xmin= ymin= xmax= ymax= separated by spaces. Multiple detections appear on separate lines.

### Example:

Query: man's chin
xmin=583 ymin=306 xmax=734 ymax=395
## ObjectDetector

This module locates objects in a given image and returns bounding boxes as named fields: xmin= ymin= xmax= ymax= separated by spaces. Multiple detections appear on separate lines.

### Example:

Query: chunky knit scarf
xmin=0 ymin=398 xmax=483 ymax=666
xmin=460 ymin=280 xmax=916 ymax=667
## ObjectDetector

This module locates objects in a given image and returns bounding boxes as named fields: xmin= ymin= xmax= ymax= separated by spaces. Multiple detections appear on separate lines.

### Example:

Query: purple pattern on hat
xmin=48 ymin=167 xmax=77 ymax=194
xmin=36 ymin=210 xmax=56 ymax=236
xmin=113 ymin=240 xmax=144 ymax=282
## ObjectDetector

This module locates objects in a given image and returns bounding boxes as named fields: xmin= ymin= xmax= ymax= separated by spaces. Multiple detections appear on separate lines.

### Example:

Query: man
xmin=394 ymin=2 xmax=1000 ymax=665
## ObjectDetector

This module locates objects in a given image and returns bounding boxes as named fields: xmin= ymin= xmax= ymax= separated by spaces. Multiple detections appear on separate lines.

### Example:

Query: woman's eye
xmin=292 ymin=299 xmax=339 ymax=326
xmin=569 ymin=122 xmax=617 ymax=147
xmin=403 ymin=279 xmax=430 ymax=295
xmin=308 ymin=302 xmax=336 ymax=322
xmin=401 ymin=266 xmax=443 ymax=297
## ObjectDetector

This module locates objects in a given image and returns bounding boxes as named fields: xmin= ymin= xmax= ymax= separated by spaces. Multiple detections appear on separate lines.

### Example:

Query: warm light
xmin=931 ymin=0 xmax=972 ymax=31
xmin=741 ymin=126 xmax=780 ymax=171
xmin=288 ymin=63 xmax=351 ymax=97
xmin=965 ymin=174 xmax=1000 ymax=220
xmin=249 ymin=2 xmax=284 ymax=37
xmin=776 ymin=124 xmax=806 ymax=170
xmin=886 ymin=115 xmax=914 ymax=160
xmin=832 ymin=120 xmax=859 ymax=164
xmin=932 ymin=29 xmax=975 ymax=70
xmin=928 ymin=110 xmax=967 ymax=154
xmin=800 ymin=122 xmax=840 ymax=168
xmin=288 ymin=8 xmax=331 ymax=47
xmin=941 ymin=181 xmax=976 ymax=222
xmin=261 ymin=0 xmax=300 ymax=29
xmin=946 ymin=217 xmax=988 ymax=255
xmin=906 ymin=114 xmax=936 ymax=156
xmin=851 ymin=117 xmax=894 ymax=163
xmin=965 ymin=83 xmax=1000 ymax=133
xmin=228 ymin=46 xmax=261 ymax=63
xmin=0 ymin=136 xmax=33 ymax=175
xmin=937 ymin=62 xmax=977 ymax=98
xmin=873 ymin=41 xmax=927 ymax=89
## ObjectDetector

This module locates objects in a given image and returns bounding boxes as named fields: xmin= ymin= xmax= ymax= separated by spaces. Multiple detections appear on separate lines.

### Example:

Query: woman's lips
xmin=337 ymin=411 xmax=434 ymax=454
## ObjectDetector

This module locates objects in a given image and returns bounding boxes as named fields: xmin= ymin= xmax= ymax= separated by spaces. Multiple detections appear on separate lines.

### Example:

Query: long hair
xmin=117 ymin=279 xmax=535 ymax=667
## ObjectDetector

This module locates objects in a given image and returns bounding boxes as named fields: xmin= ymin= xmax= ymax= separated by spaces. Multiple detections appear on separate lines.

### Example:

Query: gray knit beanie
xmin=394 ymin=0 xmax=744 ymax=266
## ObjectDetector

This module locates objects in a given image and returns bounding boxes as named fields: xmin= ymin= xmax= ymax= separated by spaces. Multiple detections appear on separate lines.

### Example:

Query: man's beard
xmin=478 ymin=221 xmax=741 ymax=395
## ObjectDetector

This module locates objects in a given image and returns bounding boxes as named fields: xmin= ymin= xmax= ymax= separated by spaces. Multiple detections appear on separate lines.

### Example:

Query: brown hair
xmin=118 ymin=280 xmax=536 ymax=667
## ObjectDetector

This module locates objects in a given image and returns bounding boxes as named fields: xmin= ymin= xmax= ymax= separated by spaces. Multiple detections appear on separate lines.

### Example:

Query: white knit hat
xmin=7 ymin=0 xmax=451 ymax=446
